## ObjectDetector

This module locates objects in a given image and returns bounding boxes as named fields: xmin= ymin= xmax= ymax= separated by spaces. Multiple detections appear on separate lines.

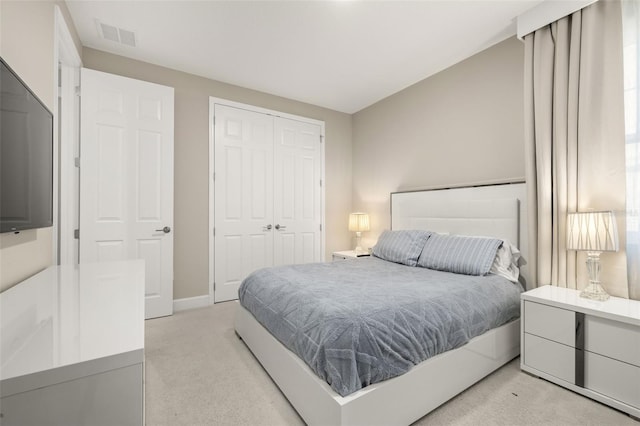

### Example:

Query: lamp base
xmin=579 ymin=252 xmax=610 ymax=301
xmin=580 ymin=282 xmax=610 ymax=301
xmin=353 ymin=231 xmax=363 ymax=254
xmin=354 ymin=246 xmax=367 ymax=256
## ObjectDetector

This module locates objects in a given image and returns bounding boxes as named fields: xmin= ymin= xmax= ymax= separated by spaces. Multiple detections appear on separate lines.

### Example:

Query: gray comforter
xmin=238 ymin=257 xmax=522 ymax=397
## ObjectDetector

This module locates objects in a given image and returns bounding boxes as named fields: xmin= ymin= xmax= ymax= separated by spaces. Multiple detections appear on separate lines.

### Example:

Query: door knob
xmin=155 ymin=226 xmax=171 ymax=233
xmin=275 ymin=224 xmax=286 ymax=230
xmin=263 ymin=224 xmax=272 ymax=231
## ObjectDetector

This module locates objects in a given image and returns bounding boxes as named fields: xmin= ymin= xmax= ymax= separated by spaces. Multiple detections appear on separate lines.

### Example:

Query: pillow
xmin=417 ymin=234 xmax=503 ymax=276
xmin=490 ymin=240 xmax=521 ymax=283
xmin=372 ymin=230 xmax=432 ymax=266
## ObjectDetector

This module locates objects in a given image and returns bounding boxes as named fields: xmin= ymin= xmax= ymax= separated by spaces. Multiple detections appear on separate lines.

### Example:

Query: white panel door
xmin=214 ymin=105 xmax=274 ymax=303
xmin=80 ymin=68 xmax=174 ymax=319
xmin=273 ymin=117 xmax=322 ymax=266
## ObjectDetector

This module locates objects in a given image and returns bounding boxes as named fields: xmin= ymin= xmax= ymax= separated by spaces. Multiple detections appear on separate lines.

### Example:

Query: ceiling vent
xmin=96 ymin=20 xmax=137 ymax=47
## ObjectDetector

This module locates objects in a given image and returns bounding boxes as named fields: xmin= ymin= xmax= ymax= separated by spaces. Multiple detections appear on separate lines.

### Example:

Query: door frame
xmin=54 ymin=5 xmax=82 ymax=266
xmin=208 ymin=97 xmax=326 ymax=304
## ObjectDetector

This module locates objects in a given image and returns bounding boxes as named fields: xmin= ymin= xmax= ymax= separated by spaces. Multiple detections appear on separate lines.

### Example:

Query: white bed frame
xmin=235 ymin=182 xmax=528 ymax=425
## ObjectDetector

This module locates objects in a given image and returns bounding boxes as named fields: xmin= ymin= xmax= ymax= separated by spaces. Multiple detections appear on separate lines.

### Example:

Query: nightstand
xmin=332 ymin=250 xmax=370 ymax=261
xmin=521 ymin=285 xmax=640 ymax=418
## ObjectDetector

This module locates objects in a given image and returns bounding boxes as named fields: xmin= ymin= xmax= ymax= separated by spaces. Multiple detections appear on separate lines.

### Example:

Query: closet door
xmin=273 ymin=118 xmax=323 ymax=265
xmin=214 ymin=105 xmax=274 ymax=303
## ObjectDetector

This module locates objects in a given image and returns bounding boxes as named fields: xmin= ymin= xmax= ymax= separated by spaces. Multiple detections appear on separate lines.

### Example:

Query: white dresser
xmin=521 ymin=285 xmax=640 ymax=418
xmin=0 ymin=260 xmax=145 ymax=425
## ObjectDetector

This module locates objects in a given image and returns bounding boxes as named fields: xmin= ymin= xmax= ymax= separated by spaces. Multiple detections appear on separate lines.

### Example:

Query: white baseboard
xmin=173 ymin=295 xmax=211 ymax=312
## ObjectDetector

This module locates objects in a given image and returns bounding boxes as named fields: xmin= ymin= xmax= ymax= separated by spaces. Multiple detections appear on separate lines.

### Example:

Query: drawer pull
xmin=575 ymin=312 xmax=585 ymax=387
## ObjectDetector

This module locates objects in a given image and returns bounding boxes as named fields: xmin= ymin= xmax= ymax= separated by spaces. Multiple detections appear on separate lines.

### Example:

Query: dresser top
xmin=522 ymin=285 xmax=640 ymax=326
xmin=0 ymin=260 xmax=145 ymax=382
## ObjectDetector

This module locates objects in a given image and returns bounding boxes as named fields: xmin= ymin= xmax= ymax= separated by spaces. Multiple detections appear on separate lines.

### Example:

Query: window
xmin=622 ymin=0 xmax=640 ymax=296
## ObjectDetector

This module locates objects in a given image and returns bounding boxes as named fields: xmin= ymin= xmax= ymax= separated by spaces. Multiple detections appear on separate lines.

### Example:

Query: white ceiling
xmin=65 ymin=0 xmax=543 ymax=114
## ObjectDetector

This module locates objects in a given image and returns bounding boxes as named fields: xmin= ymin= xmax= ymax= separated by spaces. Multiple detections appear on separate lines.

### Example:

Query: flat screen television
xmin=0 ymin=57 xmax=53 ymax=233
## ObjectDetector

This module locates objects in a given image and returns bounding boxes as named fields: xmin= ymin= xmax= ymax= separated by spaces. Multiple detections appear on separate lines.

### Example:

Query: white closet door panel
xmin=280 ymin=153 xmax=295 ymax=219
xmin=277 ymin=232 xmax=296 ymax=265
xmin=214 ymin=105 xmax=273 ymax=302
xmin=138 ymin=96 xmax=163 ymax=121
xmin=273 ymin=117 xmax=322 ymax=266
xmin=223 ymin=146 xmax=243 ymax=218
xmin=301 ymin=232 xmax=316 ymax=264
xmin=223 ymin=235 xmax=243 ymax=279
xmin=302 ymin=156 xmax=315 ymax=219
xmin=80 ymin=68 xmax=174 ymax=319
xmin=248 ymin=233 xmax=270 ymax=272
xmin=251 ymin=151 xmax=269 ymax=219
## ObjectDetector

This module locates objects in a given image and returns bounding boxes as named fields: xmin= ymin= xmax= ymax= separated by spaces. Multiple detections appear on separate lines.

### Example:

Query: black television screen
xmin=0 ymin=57 xmax=53 ymax=233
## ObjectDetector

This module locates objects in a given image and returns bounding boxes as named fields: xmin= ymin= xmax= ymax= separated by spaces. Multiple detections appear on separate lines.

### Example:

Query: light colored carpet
xmin=145 ymin=301 xmax=637 ymax=426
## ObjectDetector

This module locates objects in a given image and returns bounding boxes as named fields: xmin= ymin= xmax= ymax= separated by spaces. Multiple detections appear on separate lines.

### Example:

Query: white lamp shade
xmin=348 ymin=213 xmax=370 ymax=232
xmin=567 ymin=211 xmax=619 ymax=252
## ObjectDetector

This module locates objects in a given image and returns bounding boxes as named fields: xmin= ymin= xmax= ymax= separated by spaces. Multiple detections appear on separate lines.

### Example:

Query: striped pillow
xmin=372 ymin=230 xmax=432 ymax=266
xmin=417 ymin=234 xmax=503 ymax=276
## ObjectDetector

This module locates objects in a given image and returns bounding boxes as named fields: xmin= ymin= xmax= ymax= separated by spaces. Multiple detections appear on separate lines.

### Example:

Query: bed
xmin=234 ymin=182 xmax=529 ymax=425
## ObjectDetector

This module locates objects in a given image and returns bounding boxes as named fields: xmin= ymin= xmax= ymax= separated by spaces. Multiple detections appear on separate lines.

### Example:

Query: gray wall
xmin=82 ymin=48 xmax=353 ymax=299
xmin=0 ymin=9 xmax=524 ymax=298
xmin=0 ymin=0 xmax=81 ymax=292
xmin=352 ymin=36 xmax=525 ymax=250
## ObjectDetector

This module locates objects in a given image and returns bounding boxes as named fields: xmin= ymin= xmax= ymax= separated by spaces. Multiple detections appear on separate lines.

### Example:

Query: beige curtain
xmin=622 ymin=0 xmax=640 ymax=300
xmin=524 ymin=0 xmax=630 ymax=298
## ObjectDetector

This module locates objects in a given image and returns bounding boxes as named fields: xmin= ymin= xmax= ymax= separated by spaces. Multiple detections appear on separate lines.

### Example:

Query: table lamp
xmin=349 ymin=212 xmax=370 ymax=255
xmin=566 ymin=211 xmax=619 ymax=301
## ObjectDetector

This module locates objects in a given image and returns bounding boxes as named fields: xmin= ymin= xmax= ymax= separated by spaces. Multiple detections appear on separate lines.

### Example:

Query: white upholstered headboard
xmin=391 ymin=182 xmax=530 ymax=289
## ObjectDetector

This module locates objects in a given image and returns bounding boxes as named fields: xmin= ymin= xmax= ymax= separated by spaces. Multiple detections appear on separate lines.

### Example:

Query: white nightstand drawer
xmin=586 ymin=351 xmax=640 ymax=409
xmin=585 ymin=316 xmax=640 ymax=367
xmin=524 ymin=301 xmax=575 ymax=347
xmin=523 ymin=334 xmax=574 ymax=384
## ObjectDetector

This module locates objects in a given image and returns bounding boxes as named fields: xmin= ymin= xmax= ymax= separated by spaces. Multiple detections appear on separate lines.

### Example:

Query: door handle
xmin=155 ymin=226 xmax=171 ymax=233
xmin=263 ymin=224 xmax=272 ymax=231
xmin=275 ymin=224 xmax=286 ymax=230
